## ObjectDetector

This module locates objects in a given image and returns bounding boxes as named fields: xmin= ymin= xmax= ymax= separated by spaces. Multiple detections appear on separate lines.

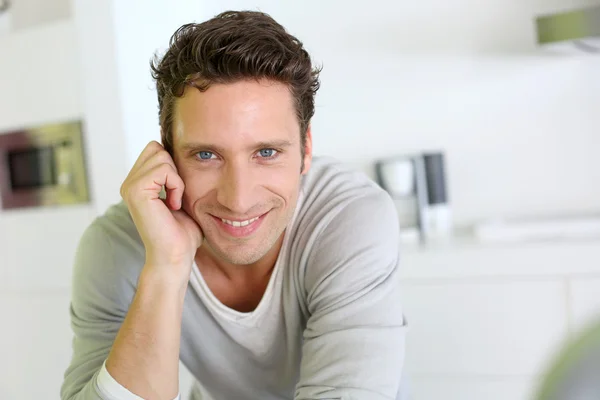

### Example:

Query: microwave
xmin=0 ymin=120 xmax=90 ymax=210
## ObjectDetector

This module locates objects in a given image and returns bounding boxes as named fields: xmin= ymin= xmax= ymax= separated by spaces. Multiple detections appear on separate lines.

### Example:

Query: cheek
xmin=264 ymin=168 xmax=301 ymax=199
xmin=179 ymin=168 xmax=219 ymax=203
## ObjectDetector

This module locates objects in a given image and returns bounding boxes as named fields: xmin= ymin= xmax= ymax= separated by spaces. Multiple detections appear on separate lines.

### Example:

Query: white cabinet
xmin=0 ymin=205 xmax=95 ymax=291
xmin=398 ymin=238 xmax=600 ymax=400
xmin=408 ymin=376 xmax=536 ymax=400
xmin=400 ymin=280 xmax=568 ymax=376
xmin=0 ymin=292 xmax=72 ymax=399
xmin=0 ymin=20 xmax=81 ymax=132
xmin=7 ymin=0 xmax=71 ymax=31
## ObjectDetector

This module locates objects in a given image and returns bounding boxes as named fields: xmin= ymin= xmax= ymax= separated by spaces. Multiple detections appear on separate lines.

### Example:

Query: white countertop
xmin=400 ymin=235 xmax=600 ymax=280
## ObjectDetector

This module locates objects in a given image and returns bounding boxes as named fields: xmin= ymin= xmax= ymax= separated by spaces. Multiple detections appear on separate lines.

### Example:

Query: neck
xmin=195 ymin=232 xmax=285 ymax=282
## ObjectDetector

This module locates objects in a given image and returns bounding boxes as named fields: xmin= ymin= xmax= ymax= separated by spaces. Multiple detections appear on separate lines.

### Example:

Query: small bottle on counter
xmin=422 ymin=152 xmax=452 ymax=241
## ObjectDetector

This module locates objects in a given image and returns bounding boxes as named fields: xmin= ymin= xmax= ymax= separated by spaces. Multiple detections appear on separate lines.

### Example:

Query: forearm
xmin=105 ymin=267 xmax=187 ymax=399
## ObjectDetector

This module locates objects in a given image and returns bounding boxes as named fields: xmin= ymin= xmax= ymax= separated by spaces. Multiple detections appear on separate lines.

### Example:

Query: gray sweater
xmin=61 ymin=157 xmax=408 ymax=400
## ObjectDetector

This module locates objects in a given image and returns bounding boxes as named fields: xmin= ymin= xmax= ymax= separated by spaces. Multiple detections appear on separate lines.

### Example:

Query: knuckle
xmin=142 ymin=142 xmax=157 ymax=154
xmin=155 ymin=150 xmax=173 ymax=165
xmin=157 ymin=162 xmax=173 ymax=174
xmin=147 ymin=140 xmax=162 ymax=149
xmin=120 ymin=184 xmax=133 ymax=203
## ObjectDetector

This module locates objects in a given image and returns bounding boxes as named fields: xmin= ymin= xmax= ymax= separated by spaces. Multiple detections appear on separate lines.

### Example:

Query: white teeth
xmin=220 ymin=216 xmax=259 ymax=227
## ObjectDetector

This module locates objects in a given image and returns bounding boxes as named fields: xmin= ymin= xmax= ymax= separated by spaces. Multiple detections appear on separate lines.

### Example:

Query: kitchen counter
xmin=400 ymin=235 xmax=600 ymax=280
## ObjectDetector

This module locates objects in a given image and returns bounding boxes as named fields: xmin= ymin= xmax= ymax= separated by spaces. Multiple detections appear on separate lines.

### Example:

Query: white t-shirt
xmin=61 ymin=157 xmax=408 ymax=400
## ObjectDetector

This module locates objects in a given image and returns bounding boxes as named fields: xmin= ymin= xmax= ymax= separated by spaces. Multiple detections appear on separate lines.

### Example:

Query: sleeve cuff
xmin=97 ymin=360 xmax=181 ymax=400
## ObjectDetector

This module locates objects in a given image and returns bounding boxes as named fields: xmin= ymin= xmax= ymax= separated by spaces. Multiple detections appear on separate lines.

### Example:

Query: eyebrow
xmin=179 ymin=139 xmax=294 ymax=155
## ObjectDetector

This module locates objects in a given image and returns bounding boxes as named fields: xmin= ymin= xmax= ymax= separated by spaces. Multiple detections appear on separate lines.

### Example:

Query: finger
xmin=145 ymin=152 xmax=180 ymax=210
xmin=122 ymin=149 xmax=180 ymax=203
xmin=166 ymin=185 xmax=183 ymax=211
xmin=126 ymin=162 xmax=181 ymax=203
xmin=137 ymin=147 xmax=178 ymax=178
xmin=130 ymin=141 xmax=165 ymax=172
xmin=151 ymin=163 xmax=185 ymax=210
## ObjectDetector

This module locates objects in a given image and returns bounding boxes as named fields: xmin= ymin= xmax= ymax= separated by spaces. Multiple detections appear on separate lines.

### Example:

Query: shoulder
xmin=294 ymin=156 xmax=399 ymax=244
xmin=290 ymin=157 xmax=400 ymax=294
xmin=72 ymin=201 xmax=145 ymax=315
xmin=300 ymin=156 xmax=381 ymax=205
xmin=94 ymin=200 xmax=145 ymax=258
xmin=78 ymin=200 xmax=144 ymax=262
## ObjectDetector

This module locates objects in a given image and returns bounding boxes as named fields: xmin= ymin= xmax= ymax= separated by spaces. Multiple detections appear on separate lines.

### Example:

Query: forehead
xmin=173 ymin=79 xmax=299 ymax=145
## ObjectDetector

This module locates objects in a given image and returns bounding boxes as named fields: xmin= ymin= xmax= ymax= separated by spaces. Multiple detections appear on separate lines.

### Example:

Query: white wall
xmin=0 ymin=19 xmax=97 ymax=399
xmin=200 ymin=0 xmax=600 ymax=227
xmin=315 ymin=55 xmax=600 ymax=226
xmin=110 ymin=0 xmax=204 ymax=170
xmin=71 ymin=0 xmax=130 ymax=214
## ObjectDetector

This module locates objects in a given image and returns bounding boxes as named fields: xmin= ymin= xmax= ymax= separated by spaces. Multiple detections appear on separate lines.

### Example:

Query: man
xmin=61 ymin=10 xmax=407 ymax=400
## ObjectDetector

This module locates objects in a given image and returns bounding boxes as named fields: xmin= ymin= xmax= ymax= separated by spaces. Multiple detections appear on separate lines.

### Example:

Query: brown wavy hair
xmin=150 ymin=10 xmax=321 ymax=160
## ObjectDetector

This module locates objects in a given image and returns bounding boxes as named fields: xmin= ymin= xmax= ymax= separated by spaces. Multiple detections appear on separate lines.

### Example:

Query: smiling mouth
xmin=209 ymin=211 xmax=268 ymax=238
xmin=219 ymin=216 xmax=260 ymax=227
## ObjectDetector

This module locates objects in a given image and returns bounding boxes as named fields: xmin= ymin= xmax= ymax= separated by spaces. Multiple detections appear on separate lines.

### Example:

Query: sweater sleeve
xmin=295 ymin=190 xmax=407 ymax=400
xmin=60 ymin=221 xmax=138 ymax=400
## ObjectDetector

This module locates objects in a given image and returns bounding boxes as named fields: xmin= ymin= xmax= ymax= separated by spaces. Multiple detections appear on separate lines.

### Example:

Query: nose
xmin=216 ymin=160 xmax=256 ymax=215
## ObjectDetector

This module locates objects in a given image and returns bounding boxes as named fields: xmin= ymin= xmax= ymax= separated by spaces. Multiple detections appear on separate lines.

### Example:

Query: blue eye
xmin=258 ymin=149 xmax=277 ymax=158
xmin=197 ymin=151 xmax=214 ymax=160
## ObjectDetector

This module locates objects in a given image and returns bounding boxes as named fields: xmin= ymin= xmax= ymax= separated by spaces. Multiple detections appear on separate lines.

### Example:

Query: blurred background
xmin=1 ymin=0 xmax=600 ymax=399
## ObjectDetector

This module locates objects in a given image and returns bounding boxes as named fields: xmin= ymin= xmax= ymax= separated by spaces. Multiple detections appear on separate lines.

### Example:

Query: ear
xmin=301 ymin=126 xmax=313 ymax=175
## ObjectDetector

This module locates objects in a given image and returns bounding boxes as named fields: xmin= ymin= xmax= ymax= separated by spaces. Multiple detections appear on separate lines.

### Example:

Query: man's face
xmin=172 ymin=79 xmax=312 ymax=265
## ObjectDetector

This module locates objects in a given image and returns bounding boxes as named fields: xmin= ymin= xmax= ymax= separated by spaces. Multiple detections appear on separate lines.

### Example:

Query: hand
xmin=120 ymin=141 xmax=202 ymax=287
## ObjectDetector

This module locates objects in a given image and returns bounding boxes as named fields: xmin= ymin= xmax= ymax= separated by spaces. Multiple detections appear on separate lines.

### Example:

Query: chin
xmin=204 ymin=237 xmax=269 ymax=266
